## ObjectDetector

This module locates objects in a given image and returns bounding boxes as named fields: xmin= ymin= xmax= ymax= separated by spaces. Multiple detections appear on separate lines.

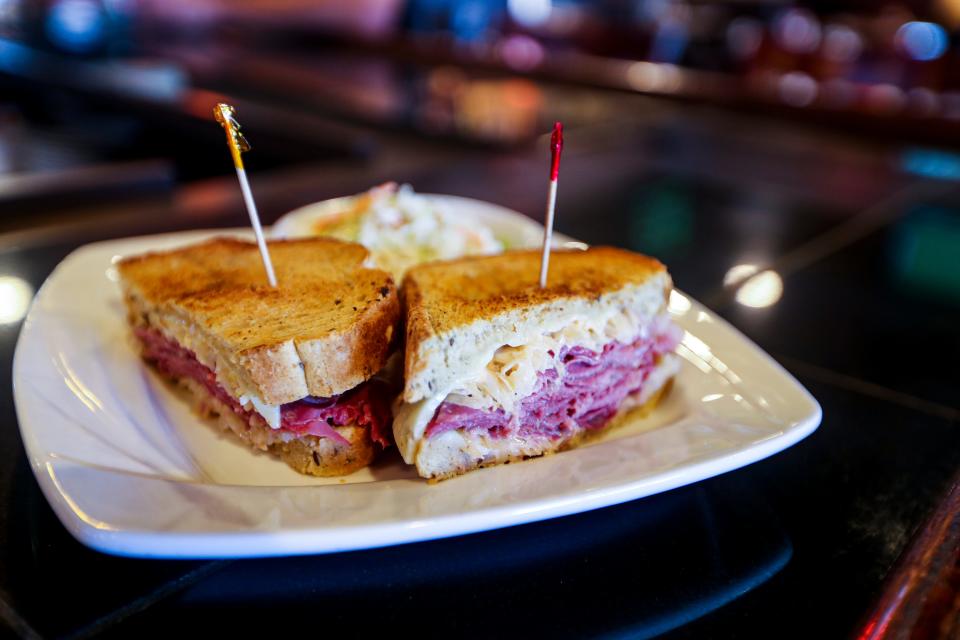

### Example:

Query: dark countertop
xmin=1 ymin=92 xmax=959 ymax=639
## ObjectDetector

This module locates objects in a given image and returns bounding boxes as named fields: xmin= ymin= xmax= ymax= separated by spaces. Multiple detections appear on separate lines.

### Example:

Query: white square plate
xmin=13 ymin=198 xmax=820 ymax=558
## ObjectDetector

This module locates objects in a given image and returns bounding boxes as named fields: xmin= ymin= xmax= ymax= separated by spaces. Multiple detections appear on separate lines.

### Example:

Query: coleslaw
xmin=285 ymin=183 xmax=504 ymax=279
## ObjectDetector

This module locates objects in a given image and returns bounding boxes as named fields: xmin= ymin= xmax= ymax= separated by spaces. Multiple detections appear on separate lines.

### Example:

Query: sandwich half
xmin=395 ymin=247 xmax=682 ymax=480
xmin=118 ymin=237 xmax=400 ymax=476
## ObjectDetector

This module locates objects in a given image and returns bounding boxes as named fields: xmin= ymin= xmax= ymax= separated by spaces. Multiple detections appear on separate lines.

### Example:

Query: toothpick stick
xmin=539 ymin=122 xmax=563 ymax=288
xmin=214 ymin=103 xmax=277 ymax=288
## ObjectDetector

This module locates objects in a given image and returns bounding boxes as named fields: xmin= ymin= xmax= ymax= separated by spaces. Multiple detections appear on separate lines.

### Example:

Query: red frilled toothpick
xmin=538 ymin=122 xmax=564 ymax=288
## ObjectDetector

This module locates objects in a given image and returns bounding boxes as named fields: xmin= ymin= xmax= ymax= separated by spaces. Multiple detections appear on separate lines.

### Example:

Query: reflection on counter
xmin=0 ymin=275 xmax=33 ymax=324
xmin=160 ymin=481 xmax=791 ymax=639
xmin=891 ymin=207 xmax=960 ymax=303
xmin=725 ymin=264 xmax=784 ymax=309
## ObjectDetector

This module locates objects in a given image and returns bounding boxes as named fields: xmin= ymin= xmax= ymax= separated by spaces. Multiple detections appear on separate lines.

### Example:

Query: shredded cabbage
xmin=314 ymin=184 xmax=503 ymax=279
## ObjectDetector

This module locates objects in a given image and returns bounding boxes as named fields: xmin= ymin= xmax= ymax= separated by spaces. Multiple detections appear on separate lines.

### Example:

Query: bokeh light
xmin=779 ymin=71 xmax=818 ymax=107
xmin=508 ymin=0 xmax=552 ymax=28
xmin=774 ymin=9 xmax=822 ymax=55
xmin=822 ymin=24 xmax=863 ymax=63
xmin=895 ymin=21 xmax=948 ymax=61
xmin=626 ymin=61 xmax=682 ymax=93
xmin=865 ymin=83 xmax=906 ymax=114
xmin=45 ymin=0 xmax=105 ymax=53
xmin=499 ymin=34 xmax=544 ymax=71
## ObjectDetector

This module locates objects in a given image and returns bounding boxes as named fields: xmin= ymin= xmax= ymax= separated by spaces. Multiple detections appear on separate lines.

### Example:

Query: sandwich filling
xmin=425 ymin=330 xmax=679 ymax=440
xmin=394 ymin=310 xmax=682 ymax=462
xmin=135 ymin=327 xmax=391 ymax=447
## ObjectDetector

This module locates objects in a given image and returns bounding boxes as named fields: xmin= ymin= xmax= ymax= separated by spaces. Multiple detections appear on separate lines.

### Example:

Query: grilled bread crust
xmin=118 ymin=237 xmax=400 ymax=404
xmin=400 ymin=247 xmax=671 ymax=404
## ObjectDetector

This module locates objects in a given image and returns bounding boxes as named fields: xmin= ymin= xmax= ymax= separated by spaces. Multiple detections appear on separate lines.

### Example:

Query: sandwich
xmin=117 ymin=237 xmax=400 ymax=476
xmin=394 ymin=247 xmax=682 ymax=480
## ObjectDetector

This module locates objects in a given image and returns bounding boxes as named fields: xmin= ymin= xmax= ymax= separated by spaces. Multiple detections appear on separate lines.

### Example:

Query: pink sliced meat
xmin=134 ymin=327 xmax=392 ymax=447
xmin=424 ymin=319 xmax=681 ymax=440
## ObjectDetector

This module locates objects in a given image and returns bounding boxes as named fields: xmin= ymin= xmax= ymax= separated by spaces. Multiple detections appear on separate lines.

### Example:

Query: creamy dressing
xmin=237 ymin=394 xmax=282 ymax=429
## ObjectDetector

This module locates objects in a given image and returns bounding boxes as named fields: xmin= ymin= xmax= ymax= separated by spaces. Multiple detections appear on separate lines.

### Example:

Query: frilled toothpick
xmin=539 ymin=122 xmax=564 ymax=288
xmin=214 ymin=103 xmax=277 ymax=287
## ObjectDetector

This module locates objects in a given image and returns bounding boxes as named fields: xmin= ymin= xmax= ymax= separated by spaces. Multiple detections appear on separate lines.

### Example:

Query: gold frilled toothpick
xmin=214 ymin=103 xmax=277 ymax=288
xmin=539 ymin=122 xmax=564 ymax=288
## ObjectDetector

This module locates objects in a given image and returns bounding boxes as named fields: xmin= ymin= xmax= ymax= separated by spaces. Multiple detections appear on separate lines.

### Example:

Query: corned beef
xmin=424 ymin=321 xmax=681 ymax=440
xmin=134 ymin=327 xmax=392 ymax=447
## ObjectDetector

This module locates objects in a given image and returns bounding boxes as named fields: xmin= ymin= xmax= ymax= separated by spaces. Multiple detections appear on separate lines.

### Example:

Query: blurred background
xmin=1 ymin=0 xmax=959 ymax=330
xmin=5 ymin=1 xmax=960 ymax=203
xmin=1 ymin=6 xmax=960 ymax=636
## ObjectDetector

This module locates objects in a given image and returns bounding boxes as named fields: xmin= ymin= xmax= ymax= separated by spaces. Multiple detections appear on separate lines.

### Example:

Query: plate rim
xmin=13 ymin=219 xmax=821 ymax=559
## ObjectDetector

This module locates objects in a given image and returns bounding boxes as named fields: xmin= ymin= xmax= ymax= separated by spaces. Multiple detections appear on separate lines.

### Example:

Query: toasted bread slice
xmin=118 ymin=237 xmax=400 ymax=404
xmin=401 ymin=247 xmax=670 ymax=404
xmin=395 ymin=247 xmax=678 ymax=480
